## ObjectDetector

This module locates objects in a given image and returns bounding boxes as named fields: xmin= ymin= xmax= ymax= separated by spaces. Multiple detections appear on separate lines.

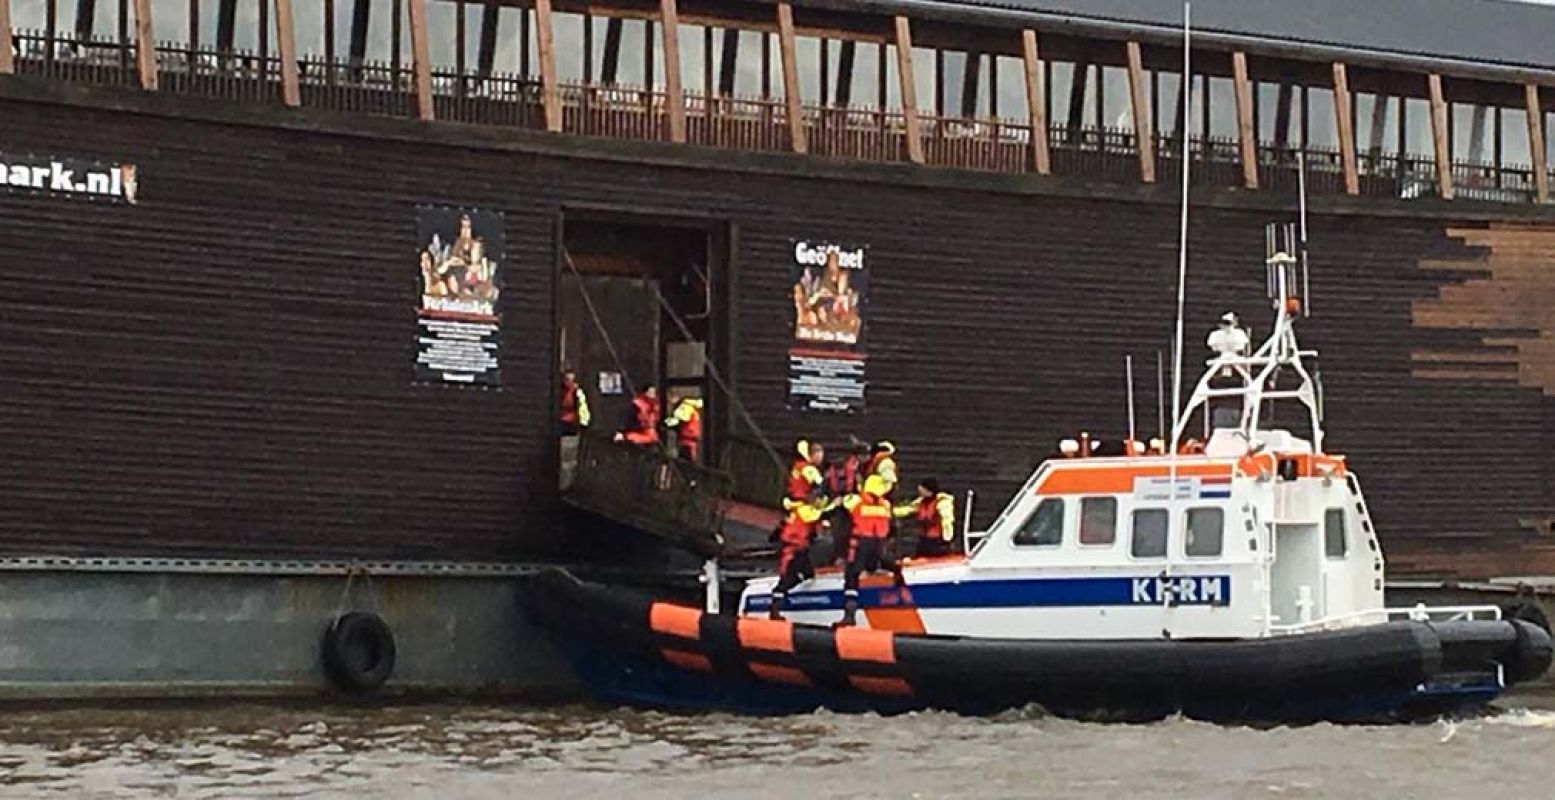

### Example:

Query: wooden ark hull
xmin=0 ymin=80 xmax=1554 ymax=575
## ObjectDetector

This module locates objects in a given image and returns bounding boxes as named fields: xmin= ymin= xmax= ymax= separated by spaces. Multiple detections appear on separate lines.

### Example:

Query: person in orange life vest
xmin=864 ymin=440 xmax=899 ymax=496
xmin=771 ymin=440 xmax=830 ymax=620
xmin=821 ymin=436 xmax=868 ymax=564
xmin=559 ymin=369 xmax=591 ymax=435
xmin=839 ymin=474 xmax=903 ymax=627
xmin=894 ymin=478 xmax=957 ymax=558
xmin=614 ymin=385 xmax=660 ymax=446
xmin=665 ymin=396 xmax=703 ymax=461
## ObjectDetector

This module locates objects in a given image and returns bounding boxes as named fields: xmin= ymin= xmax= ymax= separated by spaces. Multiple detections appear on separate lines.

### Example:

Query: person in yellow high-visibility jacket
xmin=894 ymin=478 xmax=957 ymax=557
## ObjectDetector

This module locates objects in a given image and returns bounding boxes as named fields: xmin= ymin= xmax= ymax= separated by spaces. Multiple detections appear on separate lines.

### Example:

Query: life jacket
xmin=865 ymin=452 xmax=898 ymax=490
xmin=848 ymin=492 xmax=893 ymax=538
xmin=787 ymin=459 xmax=821 ymax=501
xmin=828 ymin=456 xmax=861 ymax=497
xmin=670 ymin=399 xmax=702 ymax=458
xmin=560 ymin=383 xmax=581 ymax=425
xmin=915 ymin=492 xmax=954 ymax=541
xmin=623 ymin=392 xmax=659 ymax=445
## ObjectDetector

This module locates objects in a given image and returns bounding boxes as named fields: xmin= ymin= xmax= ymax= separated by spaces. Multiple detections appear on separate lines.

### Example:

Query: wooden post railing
xmin=134 ymin=0 xmax=158 ymax=90
xmin=1428 ymin=74 xmax=1453 ymax=199
xmin=659 ymin=0 xmax=686 ymax=142
xmin=408 ymin=0 xmax=434 ymax=120
xmin=275 ymin=0 xmax=301 ymax=107
xmin=1332 ymin=62 xmax=1358 ymax=195
xmin=776 ymin=3 xmax=806 ymax=153
xmin=1125 ymin=41 xmax=1155 ymax=183
xmin=1527 ymin=83 xmax=1548 ymax=203
xmin=1231 ymin=51 xmax=1257 ymax=189
xmin=893 ymin=15 xmax=923 ymax=164
xmin=534 ymin=0 xmax=560 ymax=130
xmin=1020 ymin=30 xmax=1050 ymax=175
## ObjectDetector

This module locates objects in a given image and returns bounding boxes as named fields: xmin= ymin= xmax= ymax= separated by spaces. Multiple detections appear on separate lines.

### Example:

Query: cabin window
xmin=1325 ymin=508 xmax=1348 ymax=558
xmin=1013 ymin=498 xmax=1065 ymax=547
xmin=1130 ymin=509 xmax=1168 ymax=558
xmin=1184 ymin=508 xmax=1224 ymax=557
xmin=1079 ymin=497 xmax=1117 ymax=545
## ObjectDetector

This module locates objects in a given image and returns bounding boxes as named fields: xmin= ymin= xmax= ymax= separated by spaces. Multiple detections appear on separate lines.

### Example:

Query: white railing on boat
xmin=1270 ymin=603 xmax=1502 ymax=635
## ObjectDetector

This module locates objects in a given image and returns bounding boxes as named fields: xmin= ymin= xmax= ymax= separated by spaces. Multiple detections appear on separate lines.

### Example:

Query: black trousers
xmin=843 ymin=536 xmax=897 ymax=597
xmin=773 ymin=546 xmax=816 ymax=600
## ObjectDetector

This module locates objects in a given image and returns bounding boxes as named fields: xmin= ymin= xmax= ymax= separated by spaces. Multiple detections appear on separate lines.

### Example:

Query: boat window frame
xmin=1011 ymin=496 xmax=1066 ymax=548
xmin=1129 ymin=507 xmax=1169 ymax=560
xmin=1078 ymin=496 xmax=1118 ymax=547
xmin=1183 ymin=506 xmax=1225 ymax=558
xmin=1324 ymin=507 xmax=1348 ymax=559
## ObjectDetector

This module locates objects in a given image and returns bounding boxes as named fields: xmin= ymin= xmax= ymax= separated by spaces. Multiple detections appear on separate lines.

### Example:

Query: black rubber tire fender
xmin=1502 ymin=600 xmax=1552 ymax=636
xmin=321 ymin=611 xmax=397 ymax=694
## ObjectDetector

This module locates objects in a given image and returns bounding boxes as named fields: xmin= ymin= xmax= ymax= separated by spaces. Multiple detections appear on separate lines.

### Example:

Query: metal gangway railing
xmin=562 ymin=433 xmax=733 ymax=557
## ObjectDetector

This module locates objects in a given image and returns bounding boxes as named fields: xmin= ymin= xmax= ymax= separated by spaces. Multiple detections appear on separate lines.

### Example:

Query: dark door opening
xmin=557 ymin=215 xmax=720 ymax=483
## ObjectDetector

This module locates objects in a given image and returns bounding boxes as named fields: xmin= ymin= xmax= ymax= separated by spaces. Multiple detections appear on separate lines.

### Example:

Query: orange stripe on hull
xmin=863 ymin=607 xmax=926 ymax=634
xmin=736 ymin=617 xmax=795 ymax=653
xmin=835 ymin=626 xmax=897 ymax=664
xmin=848 ymin=675 xmax=913 ymax=697
xmin=1037 ymin=462 xmax=1233 ymax=495
xmin=660 ymin=648 xmax=712 ymax=672
xmin=649 ymin=603 xmax=702 ymax=640
xmin=748 ymin=662 xmax=811 ymax=686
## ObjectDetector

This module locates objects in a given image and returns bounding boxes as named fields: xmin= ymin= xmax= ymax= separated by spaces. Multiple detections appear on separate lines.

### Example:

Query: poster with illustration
xmin=414 ymin=206 xmax=504 ymax=386
xmin=786 ymin=240 xmax=868 ymax=412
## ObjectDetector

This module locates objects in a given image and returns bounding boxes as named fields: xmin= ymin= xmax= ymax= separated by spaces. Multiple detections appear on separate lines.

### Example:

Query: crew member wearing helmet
xmin=771 ymin=440 xmax=831 ymax=620
xmin=864 ymin=440 xmax=898 ymax=496
xmin=839 ymin=474 xmax=902 ymax=627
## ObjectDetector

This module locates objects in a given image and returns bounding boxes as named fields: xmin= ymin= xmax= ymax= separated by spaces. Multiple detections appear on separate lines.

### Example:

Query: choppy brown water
xmin=1 ymin=701 xmax=1554 ymax=799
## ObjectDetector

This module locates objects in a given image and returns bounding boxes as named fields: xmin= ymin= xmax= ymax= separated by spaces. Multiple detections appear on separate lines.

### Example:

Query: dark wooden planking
xmin=0 ymin=94 xmax=1552 ymax=577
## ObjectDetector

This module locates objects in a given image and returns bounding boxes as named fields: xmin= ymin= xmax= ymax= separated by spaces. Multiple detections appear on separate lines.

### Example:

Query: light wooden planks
xmin=133 ymin=0 xmax=157 ymax=90
xmin=1231 ymin=51 xmax=1257 ymax=190
xmin=408 ymin=0 xmax=435 ymax=121
xmin=1125 ymin=41 xmax=1155 ymax=183
xmin=1527 ymin=84 xmax=1548 ymax=204
xmin=533 ymin=0 xmax=561 ymax=131
xmin=658 ymin=0 xmax=686 ymax=142
xmin=1020 ymin=30 xmax=1049 ymax=175
xmin=775 ymin=3 xmax=806 ymax=153
xmin=0 ymin=0 xmax=14 ymax=75
xmin=893 ymin=15 xmax=923 ymax=164
xmin=1332 ymin=62 xmax=1358 ymax=195
xmin=274 ymin=0 xmax=301 ymax=107
xmin=1428 ymin=74 xmax=1453 ymax=199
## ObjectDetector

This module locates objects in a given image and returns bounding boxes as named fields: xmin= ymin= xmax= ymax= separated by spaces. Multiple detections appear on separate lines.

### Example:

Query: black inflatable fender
xmin=321 ymin=611 xmax=398 ymax=694
xmin=1502 ymin=600 xmax=1552 ymax=636
xmin=1502 ymin=618 xmax=1555 ymax=686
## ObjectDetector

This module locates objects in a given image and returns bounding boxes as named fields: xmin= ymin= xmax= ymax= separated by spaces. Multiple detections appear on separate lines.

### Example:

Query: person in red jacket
xmin=559 ymin=368 xmax=591 ymax=435
xmin=839 ymin=474 xmax=902 ymax=627
xmin=770 ymin=440 xmax=829 ymax=620
xmin=895 ymin=478 xmax=957 ymax=557
xmin=614 ymin=385 xmax=659 ymax=446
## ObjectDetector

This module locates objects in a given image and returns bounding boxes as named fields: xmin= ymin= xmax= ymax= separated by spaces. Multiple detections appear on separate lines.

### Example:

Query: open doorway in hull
xmin=555 ymin=213 xmax=724 ymax=491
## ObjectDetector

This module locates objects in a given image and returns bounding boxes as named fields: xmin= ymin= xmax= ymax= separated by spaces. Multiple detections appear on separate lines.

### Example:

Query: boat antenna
xmin=1126 ymin=354 xmax=1137 ymax=452
xmin=1170 ymin=0 xmax=1192 ymax=473
xmin=1156 ymin=349 xmax=1166 ymax=440
xmin=1298 ymin=151 xmax=1311 ymax=316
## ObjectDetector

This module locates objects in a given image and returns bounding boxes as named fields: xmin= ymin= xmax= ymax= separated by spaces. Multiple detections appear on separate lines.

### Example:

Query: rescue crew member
xmin=559 ymin=368 xmax=591 ymax=435
xmin=665 ymin=396 xmax=703 ymax=461
xmin=864 ymin=440 xmax=898 ymax=496
xmin=771 ymin=440 xmax=829 ymax=620
xmin=823 ymin=436 xmax=868 ymax=563
xmin=614 ymin=385 xmax=659 ymax=446
xmin=840 ymin=474 xmax=901 ymax=627
xmin=894 ymin=478 xmax=957 ymax=558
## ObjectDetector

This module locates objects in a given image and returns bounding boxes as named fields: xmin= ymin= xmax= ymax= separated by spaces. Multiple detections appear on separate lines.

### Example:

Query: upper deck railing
xmin=6 ymin=27 xmax=1553 ymax=206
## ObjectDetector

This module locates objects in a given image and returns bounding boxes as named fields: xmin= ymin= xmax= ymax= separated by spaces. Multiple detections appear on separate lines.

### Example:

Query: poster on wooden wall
xmin=786 ymin=240 xmax=868 ymax=413
xmin=414 ymin=206 xmax=504 ymax=387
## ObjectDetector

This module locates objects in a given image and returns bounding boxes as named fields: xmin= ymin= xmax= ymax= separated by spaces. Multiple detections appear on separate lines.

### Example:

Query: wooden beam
xmin=0 ymin=0 xmax=13 ymax=75
xmin=273 ymin=0 xmax=301 ymax=107
xmin=408 ymin=0 xmax=434 ymax=120
xmin=658 ymin=0 xmax=686 ymax=142
xmin=1332 ymin=62 xmax=1358 ymax=195
xmin=1020 ymin=30 xmax=1049 ymax=175
xmin=1528 ymin=83 xmax=1549 ymax=204
xmin=1428 ymin=73 xmax=1453 ymax=199
xmin=533 ymin=0 xmax=561 ymax=131
xmin=601 ymin=18 xmax=622 ymax=83
xmin=775 ymin=3 xmax=806 ymax=154
xmin=893 ymin=15 xmax=923 ymax=164
xmin=1231 ymin=51 xmax=1258 ymax=190
xmin=1125 ymin=41 xmax=1155 ymax=184
xmin=133 ymin=0 xmax=157 ymax=90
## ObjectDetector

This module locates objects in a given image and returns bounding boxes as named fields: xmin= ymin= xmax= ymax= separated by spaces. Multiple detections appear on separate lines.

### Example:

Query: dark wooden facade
xmin=1 ymin=77 xmax=1554 ymax=576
